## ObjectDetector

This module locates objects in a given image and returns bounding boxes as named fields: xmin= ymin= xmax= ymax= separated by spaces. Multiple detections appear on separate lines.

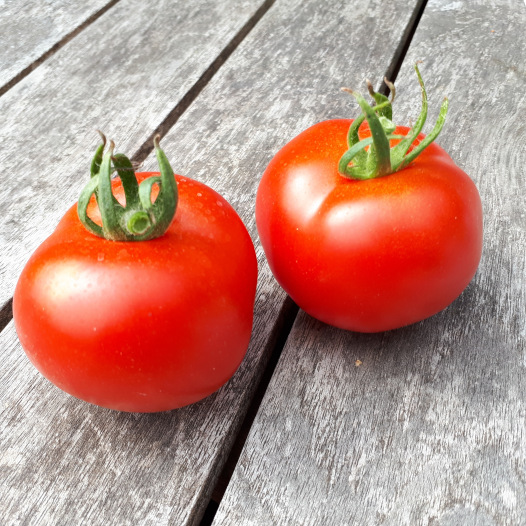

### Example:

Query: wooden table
xmin=1 ymin=1 xmax=525 ymax=524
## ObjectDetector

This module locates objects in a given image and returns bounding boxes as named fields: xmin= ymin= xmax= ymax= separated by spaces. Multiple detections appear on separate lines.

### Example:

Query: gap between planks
xmin=131 ymin=0 xmax=278 ymax=166
xmin=380 ymin=0 xmax=428 ymax=95
xmin=0 ymin=0 xmax=122 ymax=98
xmin=200 ymin=297 xmax=299 ymax=526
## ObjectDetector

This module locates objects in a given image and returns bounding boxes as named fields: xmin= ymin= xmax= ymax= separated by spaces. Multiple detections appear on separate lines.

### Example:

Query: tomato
xmin=14 ymin=137 xmax=257 ymax=412
xmin=256 ymin=110 xmax=482 ymax=333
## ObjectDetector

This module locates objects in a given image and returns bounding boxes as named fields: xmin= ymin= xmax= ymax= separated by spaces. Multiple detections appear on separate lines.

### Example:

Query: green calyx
xmin=77 ymin=133 xmax=178 ymax=241
xmin=338 ymin=64 xmax=449 ymax=180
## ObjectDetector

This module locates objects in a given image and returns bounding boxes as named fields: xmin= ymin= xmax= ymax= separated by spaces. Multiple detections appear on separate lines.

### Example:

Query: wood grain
xmin=0 ymin=0 xmax=116 ymax=92
xmin=0 ymin=0 xmax=419 ymax=524
xmin=213 ymin=0 xmax=526 ymax=524
xmin=0 ymin=0 xmax=262 ymax=310
xmin=0 ymin=295 xmax=289 ymax=526
xmin=1 ymin=0 xmax=267 ymax=524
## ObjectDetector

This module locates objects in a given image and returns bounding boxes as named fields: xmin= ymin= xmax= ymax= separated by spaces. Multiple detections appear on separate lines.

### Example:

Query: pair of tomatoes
xmin=13 ymin=71 xmax=482 ymax=412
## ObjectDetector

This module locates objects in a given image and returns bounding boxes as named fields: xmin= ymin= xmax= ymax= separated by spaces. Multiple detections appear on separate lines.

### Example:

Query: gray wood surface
xmin=0 ymin=0 xmax=262 ymax=311
xmin=0 ymin=0 xmax=420 ymax=524
xmin=0 ymin=0 xmax=114 ymax=91
xmin=213 ymin=1 xmax=526 ymax=524
xmin=1 ymin=0 xmax=265 ymax=524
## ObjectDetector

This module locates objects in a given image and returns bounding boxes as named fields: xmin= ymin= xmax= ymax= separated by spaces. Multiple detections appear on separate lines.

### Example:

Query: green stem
xmin=390 ymin=64 xmax=428 ymax=171
xmin=77 ymin=176 xmax=104 ymax=237
xmin=399 ymin=97 xmax=448 ymax=168
xmin=90 ymin=130 xmax=106 ymax=178
xmin=98 ymin=141 xmax=125 ymax=240
xmin=338 ymin=134 xmax=406 ymax=180
xmin=112 ymin=153 xmax=140 ymax=208
xmin=77 ymin=133 xmax=178 ymax=241
xmin=341 ymin=88 xmax=392 ymax=178
xmin=338 ymin=63 xmax=448 ymax=180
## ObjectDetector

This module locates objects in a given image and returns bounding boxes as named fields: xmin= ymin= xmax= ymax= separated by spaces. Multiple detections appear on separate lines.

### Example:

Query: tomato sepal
xmin=339 ymin=63 xmax=449 ymax=181
xmin=77 ymin=134 xmax=178 ymax=241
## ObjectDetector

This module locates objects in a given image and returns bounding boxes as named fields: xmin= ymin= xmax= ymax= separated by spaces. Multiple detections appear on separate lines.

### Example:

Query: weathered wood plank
xmin=213 ymin=1 xmax=526 ymax=524
xmin=0 ymin=0 xmax=115 ymax=92
xmin=0 ymin=0 xmax=262 ymax=310
xmin=0 ymin=0 xmax=266 ymax=524
xmin=0 ymin=295 xmax=289 ymax=525
xmin=0 ymin=0 xmax=419 ymax=524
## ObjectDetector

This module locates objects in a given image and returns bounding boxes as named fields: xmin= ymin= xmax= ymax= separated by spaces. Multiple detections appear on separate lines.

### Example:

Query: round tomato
xmin=256 ymin=118 xmax=482 ymax=332
xmin=14 ymin=138 xmax=257 ymax=412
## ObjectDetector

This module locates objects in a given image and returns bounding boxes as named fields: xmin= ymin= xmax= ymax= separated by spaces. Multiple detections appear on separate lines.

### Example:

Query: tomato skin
xmin=256 ymin=119 xmax=483 ymax=332
xmin=14 ymin=174 xmax=257 ymax=412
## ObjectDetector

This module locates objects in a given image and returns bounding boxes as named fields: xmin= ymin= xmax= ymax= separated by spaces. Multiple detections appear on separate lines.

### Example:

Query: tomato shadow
xmin=294 ymin=273 xmax=504 ymax=386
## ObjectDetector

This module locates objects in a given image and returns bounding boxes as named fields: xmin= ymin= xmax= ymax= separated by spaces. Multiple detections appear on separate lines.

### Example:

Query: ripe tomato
xmin=256 ymin=119 xmax=482 ymax=332
xmin=14 ymin=161 xmax=257 ymax=412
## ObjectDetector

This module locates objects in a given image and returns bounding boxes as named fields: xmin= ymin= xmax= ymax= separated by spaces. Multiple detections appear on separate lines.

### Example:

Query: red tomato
xmin=256 ymin=119 xmax=482 ymax=332
xmin=14 ymin=173 xmax=257 ymax=412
